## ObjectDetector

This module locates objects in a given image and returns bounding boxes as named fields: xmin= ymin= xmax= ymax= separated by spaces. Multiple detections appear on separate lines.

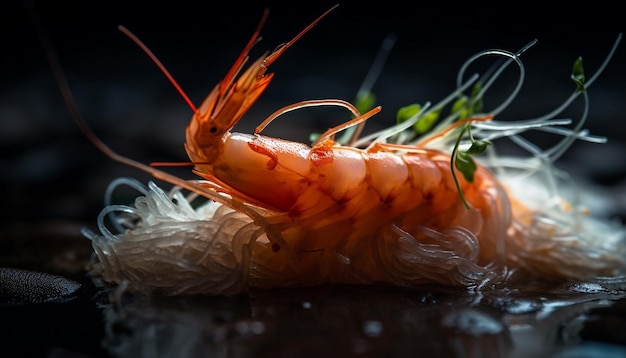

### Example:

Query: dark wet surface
xmin=3 ymin=1 xmax=626 ymax=357
xmin=3 ymin=255 xmax=626 ymax=358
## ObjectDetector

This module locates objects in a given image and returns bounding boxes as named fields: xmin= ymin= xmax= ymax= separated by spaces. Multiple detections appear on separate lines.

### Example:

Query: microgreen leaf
xmin=464 ymin=139 xmax=491 ymax=155
xmin=355 ymin=91 xmax=376 ymax=113
xmin=450 ymin=125 xmax=471 ymax=209
xmin=455 ymin=151 xmax=477 ymax=182
xmin=396 ymin=103 xmax=421 ymax=124
xmin=451 ymin=95 xmax=469 ymax=119
xmin=571 ymin=56 xmax=586 ymax=93
xmin=469 ymin=82 xmax=484 ymax=114
xmin=415 ymin=107 xmax=442 ymax=134
xmin=309 ymin=132 xmax=320 ymax=143
xmin=451 ymin=82 xmax=484 ymax=121
xmin=449 ymin=124 xmax=490 ymax=209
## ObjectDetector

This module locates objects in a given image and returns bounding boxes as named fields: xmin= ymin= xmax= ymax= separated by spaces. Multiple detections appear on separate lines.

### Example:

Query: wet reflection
xmin=99 ymin=282 xmax=626 ymax=357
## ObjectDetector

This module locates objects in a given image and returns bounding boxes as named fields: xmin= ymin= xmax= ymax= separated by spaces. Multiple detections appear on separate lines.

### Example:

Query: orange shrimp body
xmin=260 ymin=150 xmax=508 ymax=286
xmin=182 ymin=9 xmax=512 ymax=287
xmin=189 ymin=131 xmax=510 ymax=286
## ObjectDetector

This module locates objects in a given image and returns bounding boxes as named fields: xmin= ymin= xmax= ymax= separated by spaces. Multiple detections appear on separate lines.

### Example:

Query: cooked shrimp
xmin=40 ymin=4 xmax=626 ymax=295
xmin=176 ymin=6 xmax=515 ymax=286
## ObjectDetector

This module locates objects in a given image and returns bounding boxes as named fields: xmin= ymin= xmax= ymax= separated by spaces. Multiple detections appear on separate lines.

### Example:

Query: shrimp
xmin=40 ymin=5 xmax=626 ymax=295
xmin=178 ymin=7 xmax=513 ymax=287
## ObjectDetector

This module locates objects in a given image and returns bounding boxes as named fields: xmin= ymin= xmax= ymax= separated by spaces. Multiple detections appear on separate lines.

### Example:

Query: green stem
xmin=450 ymin=126 xmax=471 ymax=209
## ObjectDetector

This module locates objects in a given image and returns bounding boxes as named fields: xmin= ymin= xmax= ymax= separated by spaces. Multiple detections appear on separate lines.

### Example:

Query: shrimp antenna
xmin=264 ymin=4 xmax=339 ymax=67
xmin=30 ymin=12 xmax=180 ymax=184
xmin=28 ymin=3 xmax=239 ymax=210
xmin=118 ymin=25 xmax=197 ymax=113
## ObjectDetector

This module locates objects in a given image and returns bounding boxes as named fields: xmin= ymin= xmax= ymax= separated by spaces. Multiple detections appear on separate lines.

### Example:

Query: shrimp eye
xmin=209 ymin=126 xmax=218 ymax=134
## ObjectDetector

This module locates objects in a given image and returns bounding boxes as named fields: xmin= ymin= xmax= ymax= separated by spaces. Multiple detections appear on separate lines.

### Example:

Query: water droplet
xmin=442 ymin=309 xmax=504 ymax=335
xmin=419 ymin=293 xmax=437 ymax=304
xmin=362 ymin=320 xmax=383 ymax=337
xmin=234 ymin=320 xmax=266 ymax=336
xmin=491 ymin=297 xmax=542 ymax=314
xmin=567 ymin=282 xmax=612 ymax=294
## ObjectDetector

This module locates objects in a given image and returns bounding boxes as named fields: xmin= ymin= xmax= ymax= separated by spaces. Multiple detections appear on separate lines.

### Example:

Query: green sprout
xmin=397 ymin=103 xmax=442 ymax=134
xmin=355 ymin=91 xmax=377 ymax=114
xmin=309 ymin=132 xmax=321 ymax=144
xmin=451 ymin=82 xmax=483 ymax=120
xmin=308 ymin=90 xmax=378 ymax=145
xmin=396 ymin=103 xmax=422 ymax=123
xmin=435 ymin=81 xmax=488 ymax=208
xmin=571 ymin=56 xmax=586 ymax=92
xmin=450 ymin=125 xmax=491 ymax=209
xmin=311 ymin=39 xmax=595 ymax=211
xmin=392 ymin=81 xmax=489 ymax=209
